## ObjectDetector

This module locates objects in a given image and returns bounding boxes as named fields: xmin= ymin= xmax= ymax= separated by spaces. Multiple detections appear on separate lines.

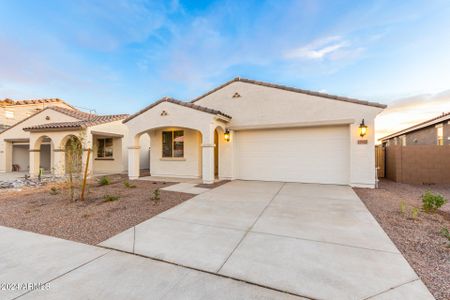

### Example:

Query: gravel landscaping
xmin=0 ymin=174 xmax=194 ymax=245
xmin=354 ymin=179 xmax=450 ymax=300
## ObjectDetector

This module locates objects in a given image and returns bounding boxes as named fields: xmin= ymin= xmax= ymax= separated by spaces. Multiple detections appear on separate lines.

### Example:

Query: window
xmin=437 ymin=126 xmax=444 ymax=145
xmin=162 ymin=130 xmax=184 ymax=158
xmin=97 ymin=138 xmax=113 ymax=158
xmin=4 ymin=110 xmax=14 ymax=119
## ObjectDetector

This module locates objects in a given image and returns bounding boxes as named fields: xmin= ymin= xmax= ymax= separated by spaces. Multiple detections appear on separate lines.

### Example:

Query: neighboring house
xmin=0 ymin=98 xmax=74 ymax=132
xmin=380 ymin=112 xmax=450 ymax=146
xmin=125 ymin=77 xmax=386 ymax=188
xmin=379 ymin=112 xmax=450 ymax=184
xmin=0 ymin=106 xmax=129 ymax=176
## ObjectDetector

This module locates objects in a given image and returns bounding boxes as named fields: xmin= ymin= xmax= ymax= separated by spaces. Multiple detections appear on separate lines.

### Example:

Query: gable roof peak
xmin=192 ymin=77 xmax=387 ymax=109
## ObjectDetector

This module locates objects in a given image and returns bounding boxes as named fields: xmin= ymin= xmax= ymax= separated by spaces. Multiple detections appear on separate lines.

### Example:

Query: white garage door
xmin=235 ymin=126 xmax=350 ymax=184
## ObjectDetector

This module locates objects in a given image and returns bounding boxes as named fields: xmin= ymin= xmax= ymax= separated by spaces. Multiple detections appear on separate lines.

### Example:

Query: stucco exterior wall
xmin=89 ymin=120 xmax=130 ymax=174
xmin=0 ymin=109 xmax=80 ymax=172
xmin=194 ymin=81 xmax=383 ymax=187
xmin=149 ymin=128 xmax=202 ymax=178
xmin=125 ymin=101 xmax=227 ymax=183
xmin=0 ymin=101 xmax=73 ymax=129
xmin=92 ymin=137 xmax=124 ymax=174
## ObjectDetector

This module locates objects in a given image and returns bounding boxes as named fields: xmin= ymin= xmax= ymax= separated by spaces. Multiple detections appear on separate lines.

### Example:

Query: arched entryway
xmin=64 ymin=135 xmax=82 ymax=175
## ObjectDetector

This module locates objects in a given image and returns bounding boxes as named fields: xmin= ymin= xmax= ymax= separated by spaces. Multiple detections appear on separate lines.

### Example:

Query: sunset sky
xmin=1 ymin=0 xmax=449 ymax=140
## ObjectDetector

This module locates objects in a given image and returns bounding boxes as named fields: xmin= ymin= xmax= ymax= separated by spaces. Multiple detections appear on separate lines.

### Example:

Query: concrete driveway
xmin=101 ymin=181 xmax=434 ymax=299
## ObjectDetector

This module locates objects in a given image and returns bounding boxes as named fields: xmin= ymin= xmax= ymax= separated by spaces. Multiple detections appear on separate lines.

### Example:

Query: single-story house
xmin=379 ymin=112 xmax=450 ymax=184
xmin=0 ymin=106 xmax=130 ymax=176
xmin=124 ymin=77 xmax=386 ymax=188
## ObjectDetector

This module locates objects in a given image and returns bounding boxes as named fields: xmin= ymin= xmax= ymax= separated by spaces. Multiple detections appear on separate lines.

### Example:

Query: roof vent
xmin=232 ymin=92 xmax=241 ymax=99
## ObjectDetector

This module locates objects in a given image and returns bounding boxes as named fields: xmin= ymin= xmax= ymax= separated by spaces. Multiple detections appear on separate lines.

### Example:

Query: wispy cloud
xmin=376 ymin=89 xmax=450 ymax=140
xmin=284 ymin=36 xmax=350 ymax=60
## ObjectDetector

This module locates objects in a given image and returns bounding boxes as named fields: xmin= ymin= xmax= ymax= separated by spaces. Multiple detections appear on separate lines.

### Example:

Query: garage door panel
xmin=235 ymin=126 xmax=349 ymax=184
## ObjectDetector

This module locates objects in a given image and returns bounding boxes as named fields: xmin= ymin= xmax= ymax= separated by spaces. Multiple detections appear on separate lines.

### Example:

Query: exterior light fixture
xmin=359 ymin=119 xmax=368 ymax=137
xmin=224 ymin=129 xmax=231 ymax=142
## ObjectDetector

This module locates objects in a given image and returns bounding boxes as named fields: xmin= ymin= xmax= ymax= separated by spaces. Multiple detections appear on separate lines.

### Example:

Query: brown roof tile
xmin=191 ymin=77 xmax=387 ymax=109
xmin=0 ymin=98 xmax=75 ymax=109
xmin=123 ymin=97 xmax=231 ymax=123
xmin=23 ymin=114 xmax=128 ymax=131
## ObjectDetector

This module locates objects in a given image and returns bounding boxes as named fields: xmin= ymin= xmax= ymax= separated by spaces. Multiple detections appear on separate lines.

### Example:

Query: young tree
xmin=64 ymin=133 xmax=84 ymax=202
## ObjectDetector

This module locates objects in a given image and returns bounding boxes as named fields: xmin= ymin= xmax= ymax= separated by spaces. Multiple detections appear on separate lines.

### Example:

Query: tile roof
xmin=380 ymin=112 xmax=450 ymax=141
xmin=0 ymin=105 xmax=127 ymax=134
xmin=23 ymin=114 xmax=128 ymax=131
xmin=191 ymin=77 xmax=387 ymax=109
xmin=123 ymin=97 xmax=232 ymax=123
xmin=0 ymin=98 xmax=75 ymax=109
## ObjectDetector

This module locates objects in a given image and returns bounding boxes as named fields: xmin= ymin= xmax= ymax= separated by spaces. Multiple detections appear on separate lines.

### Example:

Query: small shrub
xmin=421 ymin=190 xmax=447 ymax=212
xmin=151 ymin=188 xmax=161 ymax=205
xmin=441 ymin=227 xmax=450 ymax=247
xmin=103 ymin=194 xmax=119 ymax=202
xmin=410 ymin=207 xmax=420 ymax=220
xmin=98 ymin=176 xmax=111 ymax=186
xmin=399 ymin=201 xmax=407 ymax=215
xmin=124 ymin=180 xmax=136 ymax=188
xmin=49 ymin=186 xmax=60 ymax=195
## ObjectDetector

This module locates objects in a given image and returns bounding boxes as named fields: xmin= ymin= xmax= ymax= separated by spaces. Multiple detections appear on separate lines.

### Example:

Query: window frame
xmin=96 ymin=138 xmax=114 ymax=159
xmin=162 ymin=130 xmax=184 ymax=158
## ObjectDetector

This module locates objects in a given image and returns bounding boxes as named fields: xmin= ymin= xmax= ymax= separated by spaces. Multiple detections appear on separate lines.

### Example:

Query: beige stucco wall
xmin=125 ymin=101 xmax=227 ymax=182
xmin=0 ymin=108 xmax=130 ymax=176
xmin=193 ymin=81 xmax=383 ymax=187
xmin=89 ymin=120 xmax=129 ymax=174
xmin=149 ymin=128 xmax=202 ymax=178
xmin=0 ymin=101 xmax=73 ymax=128
xmin=0 ymin=109 xmax=80 ymax=172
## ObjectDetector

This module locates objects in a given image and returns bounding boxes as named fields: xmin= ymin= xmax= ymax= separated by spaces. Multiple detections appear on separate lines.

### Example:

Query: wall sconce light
xmin=359 ymin=119 xmax=368 ymax=137
xmin=224 ymin=129 xmax=231 ymax=142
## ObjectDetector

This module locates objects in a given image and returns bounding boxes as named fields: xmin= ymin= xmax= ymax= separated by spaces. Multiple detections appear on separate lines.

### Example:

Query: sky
xmin=1 ymin=0 xmax=450 ymax=139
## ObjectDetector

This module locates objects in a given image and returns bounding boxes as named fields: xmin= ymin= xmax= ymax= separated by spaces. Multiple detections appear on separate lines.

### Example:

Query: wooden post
xmin=80 ymin=148 xmax=91 ymax=201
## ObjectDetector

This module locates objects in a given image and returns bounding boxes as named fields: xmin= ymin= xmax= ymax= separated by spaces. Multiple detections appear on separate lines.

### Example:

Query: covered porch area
xmin=125 ymin=98 xmax=232 ymax=184
xmin=24 ymin=130 xmax=125 ymax=178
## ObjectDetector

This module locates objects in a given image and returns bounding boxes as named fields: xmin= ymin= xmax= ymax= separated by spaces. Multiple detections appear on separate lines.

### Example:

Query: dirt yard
xmin=0 ymin=174 xmax=194 ymax=245
xmin=354 ymin=179 xmax=450 ymax=300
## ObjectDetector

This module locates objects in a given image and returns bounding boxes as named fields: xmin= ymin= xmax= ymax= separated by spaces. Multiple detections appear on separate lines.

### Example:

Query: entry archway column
xmin=201 ymin=125 xmax=215 ymax=184
xmin=29 ymin=149 xmax=40 ymax=178
xmin=128 ymin=146 xmax=141 ymax=180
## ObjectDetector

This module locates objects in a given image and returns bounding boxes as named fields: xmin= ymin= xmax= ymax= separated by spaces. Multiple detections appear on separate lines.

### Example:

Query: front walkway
xmin=100 ymin=181 xmax=434 ymax=299
xmin=0 ymin=226 xmax=302 ymax=300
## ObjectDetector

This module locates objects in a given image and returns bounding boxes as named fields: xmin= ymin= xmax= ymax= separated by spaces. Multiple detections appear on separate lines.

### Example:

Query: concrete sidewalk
xmin=101 ymin=180 xmax=435 ymax=300
xmin=0 ymin=226 xmax=302 ymax=300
